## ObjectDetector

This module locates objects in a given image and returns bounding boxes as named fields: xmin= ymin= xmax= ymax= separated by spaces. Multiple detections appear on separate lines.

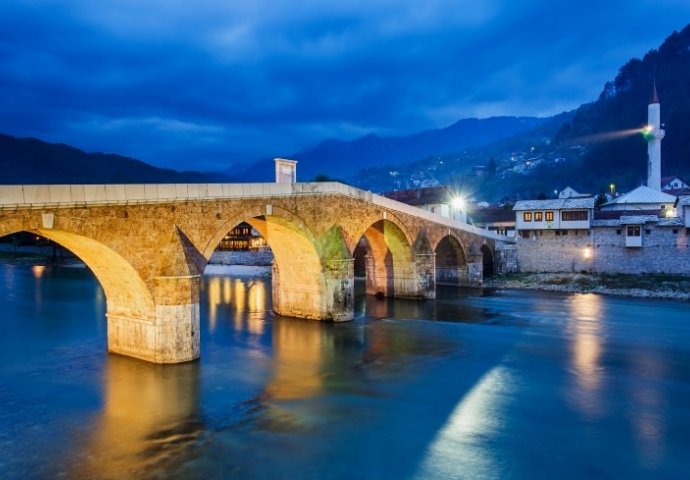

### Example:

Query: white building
xmin=514 ymin=197 xmax=595 ymax=237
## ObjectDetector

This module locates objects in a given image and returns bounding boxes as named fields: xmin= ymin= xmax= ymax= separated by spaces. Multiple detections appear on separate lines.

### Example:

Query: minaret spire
xmin=651 ymin=79 xmax=659 ymax=104
xmin=646 ymin=81 xmax=664 ymax=191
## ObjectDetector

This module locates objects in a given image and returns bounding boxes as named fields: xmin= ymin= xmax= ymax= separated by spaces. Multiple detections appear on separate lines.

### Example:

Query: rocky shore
xmin=484 ymin=272 xmax=690 ymax=301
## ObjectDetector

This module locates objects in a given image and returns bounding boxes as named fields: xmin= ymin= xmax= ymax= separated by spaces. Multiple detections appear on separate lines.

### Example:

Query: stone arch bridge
xmin=0 ymin=183 xmax=512 ymax=363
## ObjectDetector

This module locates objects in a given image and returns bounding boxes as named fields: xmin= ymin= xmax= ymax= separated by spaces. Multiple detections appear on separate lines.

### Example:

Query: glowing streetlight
xmin=451 ymin=196 xmax=465 ymax=210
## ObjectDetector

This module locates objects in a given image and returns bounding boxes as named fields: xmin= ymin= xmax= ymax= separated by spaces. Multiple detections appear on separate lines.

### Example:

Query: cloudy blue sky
xmin=1 ymin=1 xmax=689 ymax=172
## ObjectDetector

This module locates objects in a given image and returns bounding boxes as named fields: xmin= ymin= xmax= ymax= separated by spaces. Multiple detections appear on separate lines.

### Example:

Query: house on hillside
xmin=661 ymin=176 xmax=690 ymax=196
xmin=558 ymin=186 xmax=590 ymax=199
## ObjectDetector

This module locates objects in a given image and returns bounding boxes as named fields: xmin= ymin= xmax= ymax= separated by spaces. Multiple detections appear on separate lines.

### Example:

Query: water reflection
xmin=567 ymin=294 xmax=605 ymax=418
xmin=414 ymin=367 xmax=514 ymax=480
xmin=68 ymin=355 xmax=202 ymax=478
xmin=629 ymin=347 xmax=667 ymax=468
xmin=3 ymin=264 xmax=690 ymax=480
xmin=31 ymin=264 xmax=46 ymax=279
xmin=206 ymin=276 xmax=267 ymax=336
xmin=264 ymin=317 xmax=336 ymax=400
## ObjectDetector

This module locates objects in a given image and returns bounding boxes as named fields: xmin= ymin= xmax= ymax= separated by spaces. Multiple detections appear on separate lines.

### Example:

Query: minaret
xmin=645 ymin=82 xmax=664 ymax=191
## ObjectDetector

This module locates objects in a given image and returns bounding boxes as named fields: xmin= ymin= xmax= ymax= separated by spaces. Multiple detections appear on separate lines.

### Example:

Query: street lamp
xmin=451 ymin=196 xmax=465 ymax=210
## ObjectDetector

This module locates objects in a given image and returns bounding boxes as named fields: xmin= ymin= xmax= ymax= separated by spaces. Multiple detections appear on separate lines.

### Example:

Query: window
xmin=673 ymin=229 xmax=679 ymax=234
xmin=645 ymin=229 xmax=651 ymax=235
xmin=686 ymin=228 xmax=690 ymax=236
xmin=523 ymin=212 xmax=532 ymax=221
xmin=562 ymin=210 xmax=588 ymax=221
xmin=562 ymin=230 xmax=568 ymax=236
xmin=545 ymin=211 xmax=554 ymax=222
xmin=555 ymin=230 xmax=561 ymax=236
xmin=521 ymin=230 xmax=530 ymax=239
xmin=616 ymin=229 xmax=621 ymax=235
xmin=627 ymin=226 xmax=641 ymax=237
xmin=535 ymin=212 xmax=543 ymax=221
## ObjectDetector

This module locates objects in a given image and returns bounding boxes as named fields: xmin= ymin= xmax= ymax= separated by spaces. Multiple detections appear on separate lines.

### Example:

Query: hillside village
xmin=385 ymin=86 xmax=690 ymax=277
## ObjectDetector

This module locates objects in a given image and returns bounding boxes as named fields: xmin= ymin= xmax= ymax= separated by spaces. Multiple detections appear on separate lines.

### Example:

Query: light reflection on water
xmin=1 ymin=263 xmax=690 ymax=479
xmin=568 ymin=294 xmax=605 ymax=418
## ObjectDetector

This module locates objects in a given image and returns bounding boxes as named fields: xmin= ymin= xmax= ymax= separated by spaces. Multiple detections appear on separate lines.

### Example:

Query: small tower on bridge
xmin=275 ymin=158 xmax=298 ymax=184
xmin=645 ymin=82 xmax=665 ymax=191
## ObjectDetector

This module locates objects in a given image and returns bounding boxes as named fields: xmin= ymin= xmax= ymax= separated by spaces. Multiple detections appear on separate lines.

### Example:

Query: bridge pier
xmin=272 ymin=259 xmax=354 ymax=321
xmin=107 ymin=276 xmax=200 ymax=364
xmin=364 ymin=253 xmax=436 ymax=299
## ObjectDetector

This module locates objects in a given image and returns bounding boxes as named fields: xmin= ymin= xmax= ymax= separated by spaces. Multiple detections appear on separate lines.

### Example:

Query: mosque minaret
xmin=646 ymin=82 xmax=665 ymax=191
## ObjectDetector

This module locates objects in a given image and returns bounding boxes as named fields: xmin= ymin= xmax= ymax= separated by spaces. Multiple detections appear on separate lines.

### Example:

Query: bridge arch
xmin=2 ymin=228 xmax=154 ymax=319
xmin=204 ymin=210 xmax=352 ymax=321
xmin=355 ymin=219 xmax=416 ymax=298
xmin=434 ymin=234 xmax=468 ymax=286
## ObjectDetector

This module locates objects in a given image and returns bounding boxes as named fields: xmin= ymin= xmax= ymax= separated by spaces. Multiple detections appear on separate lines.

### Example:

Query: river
xmin=1 ymin=262 xmax=689 ymax=479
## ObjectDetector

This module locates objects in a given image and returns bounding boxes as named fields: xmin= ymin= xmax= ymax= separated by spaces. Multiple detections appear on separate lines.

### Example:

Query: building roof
xmin=592 ymin=214 xmax=683 ymax=227
xmin=664 ymin=187 xmax=690 ymax=197
xmin=594 ymin=209 xmax=661 ymax=220
xmin=513 ymin=196 xmax=595 ymax=211
xmin=657 ymin=217 xmax=684 ymax=227
xmin=471 ymin=207 xmax=516 ymax=225
xmin=619 ymin=215 xmax=659 ymax=225
xmin=661 ymin=175 xmax=680 ymax=186
xmin=675 ymin=195 xmax=690 ymax=207
xmin=602 ymin=185 xmax=676 ymax=207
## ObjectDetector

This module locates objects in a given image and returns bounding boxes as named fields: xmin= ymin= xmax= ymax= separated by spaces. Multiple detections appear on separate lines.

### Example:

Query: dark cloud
xmin=0 ymin=0 xmax=688 ymax=171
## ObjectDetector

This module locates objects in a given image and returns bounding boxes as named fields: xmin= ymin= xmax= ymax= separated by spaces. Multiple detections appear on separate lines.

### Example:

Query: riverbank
xmin=485 ymin=272 xmax=690 ymax=301
xmin=0 ymin=249 xmax=272 ymax=276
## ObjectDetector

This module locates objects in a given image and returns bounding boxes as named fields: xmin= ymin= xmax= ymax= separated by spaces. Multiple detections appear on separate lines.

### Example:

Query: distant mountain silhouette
xmin=0 ymin=134 xmax=229 ymax=184
xmin=233 ymin=116 xmax=548 ymax=182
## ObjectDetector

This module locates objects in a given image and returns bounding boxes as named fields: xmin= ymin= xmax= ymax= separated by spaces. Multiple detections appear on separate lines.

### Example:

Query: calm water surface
xmin=1 ymin=263 xmax=689 ymax=479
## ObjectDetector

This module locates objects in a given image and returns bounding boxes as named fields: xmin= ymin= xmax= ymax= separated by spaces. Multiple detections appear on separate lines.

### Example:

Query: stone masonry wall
xmin=516 ymin=227 xmax=690 ymax=274
xmin=592 ymin=226 xmax=690 ymax=274
xmin=209 ymin=250 xmax=274 ymax=266
xmin=495 ymin=243 xmax=518 ymax=275
xmin=516 ymin=230 xmax=593 ymax=273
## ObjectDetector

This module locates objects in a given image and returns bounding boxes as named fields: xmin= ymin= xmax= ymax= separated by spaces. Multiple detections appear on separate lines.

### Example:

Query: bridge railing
xmin=0 ymin=182 xmax=511 ymax=242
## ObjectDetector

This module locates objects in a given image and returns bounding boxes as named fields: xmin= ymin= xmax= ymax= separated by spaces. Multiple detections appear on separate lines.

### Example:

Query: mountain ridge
xmin=0 ymin=133 xmax=230 ymax=184
xmin=232 ymin=115 xmax=549 ymax=182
